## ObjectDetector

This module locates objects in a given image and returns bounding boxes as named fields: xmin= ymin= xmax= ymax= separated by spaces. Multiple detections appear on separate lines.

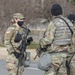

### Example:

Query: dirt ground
xmin=0 ymin=47 xmax=39 ymax=60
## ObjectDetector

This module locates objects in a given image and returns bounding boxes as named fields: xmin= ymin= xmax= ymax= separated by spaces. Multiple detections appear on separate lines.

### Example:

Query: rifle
xmin=16 ymin=27 xmax=33 ymax=75
xmin=18 ymin=27 xmax=30 ymax=59
xmin=34 ymin=48 xmax=41 ymax=60
xmin=34 ymin=45 xmax=46 ymax=60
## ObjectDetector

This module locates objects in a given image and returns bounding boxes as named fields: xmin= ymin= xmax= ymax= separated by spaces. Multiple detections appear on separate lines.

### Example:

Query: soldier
xmin=39 ymin=4 xmax=73 ymax=75
xmin=67 ymin=14 xmax=75 ymax=75
xmin=4 ymin=13 xmax=26 ymax=75
xmin=67 ymin=14 xmax=75 ymax=23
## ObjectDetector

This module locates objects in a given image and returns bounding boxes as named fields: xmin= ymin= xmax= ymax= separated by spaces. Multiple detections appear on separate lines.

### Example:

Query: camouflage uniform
xmin=4 ymin=13 xmax=26 ymax=75
xmin=40 ymin=16 xmax=73 ymax=75
xmin=67 ymin=14 xmax=75 ymax=75
xmin=71 ymin=23 xmax=75 ymax=75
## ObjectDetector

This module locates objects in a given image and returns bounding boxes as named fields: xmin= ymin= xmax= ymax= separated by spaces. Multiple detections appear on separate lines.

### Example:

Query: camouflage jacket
xmin=4 ymin=24 xmax=26 ymax=54
xmin=40 ymin=16 xmax=74 ymax=53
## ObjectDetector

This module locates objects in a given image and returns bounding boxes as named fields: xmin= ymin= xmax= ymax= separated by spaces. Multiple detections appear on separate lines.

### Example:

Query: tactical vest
xmin=52 ymin=17 xmax=73 ymax=46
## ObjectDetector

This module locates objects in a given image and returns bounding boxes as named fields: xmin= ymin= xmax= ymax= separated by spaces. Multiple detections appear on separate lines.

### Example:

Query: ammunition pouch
xmin=14 ymin=32 xmax=22 ymax=43
xmin=27 ymin=37 xmax=33 ymax=45
xmin=24 ymin=52 xmax=30 ymax=67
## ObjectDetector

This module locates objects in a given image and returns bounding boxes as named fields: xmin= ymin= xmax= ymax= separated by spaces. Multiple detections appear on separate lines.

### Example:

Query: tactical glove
xmin=27 ymin=37 xmax=33 ymax=45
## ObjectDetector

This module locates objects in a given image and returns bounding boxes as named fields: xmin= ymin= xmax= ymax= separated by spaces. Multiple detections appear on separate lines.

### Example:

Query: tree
xmin=71 ymin=0 xmax=75 ymax=5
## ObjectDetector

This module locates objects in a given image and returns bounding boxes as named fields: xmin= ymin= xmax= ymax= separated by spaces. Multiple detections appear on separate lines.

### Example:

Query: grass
xmin=27 ymin=42 xmax=39 ymax=49
xmin=0 ymin=43 xmax=4 ymax=47
xmin=0 ymin=42 xmax=39 ymax=49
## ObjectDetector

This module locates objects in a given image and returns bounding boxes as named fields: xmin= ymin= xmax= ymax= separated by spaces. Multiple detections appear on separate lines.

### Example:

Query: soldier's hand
xmin=18 ymin=53 xmax=24 ymax=60
xmin=27 ymin=37 xmax=33 ymax=45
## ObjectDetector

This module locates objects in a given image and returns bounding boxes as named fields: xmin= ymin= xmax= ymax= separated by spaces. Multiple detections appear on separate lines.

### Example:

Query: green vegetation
xmin=0 ymin=42 xmax=39 ymax=49
xmin=0 ymin=43 xmax=4 ymax=47
xmin=71 ymin=0 xmax=75 ymax=5
xmin=27 ymin=42 xmax=39 ymax=49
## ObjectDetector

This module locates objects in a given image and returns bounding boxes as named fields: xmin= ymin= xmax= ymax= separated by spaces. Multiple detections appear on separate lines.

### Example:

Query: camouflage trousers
xmin=44 ymin=52 xmax=69 ymax=75
xmin=70 ymin=54 xmax=75 ymax=75
xmin=6 ymin=53 xmax=25 ymax=75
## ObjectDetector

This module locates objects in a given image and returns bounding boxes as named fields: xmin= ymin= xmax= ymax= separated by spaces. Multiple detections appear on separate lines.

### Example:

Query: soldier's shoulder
xmin=64 ymin=17 xmax=73 ymax=26
xmin=8 ymin=25 xmax=16 ymax=30
xmin=47 ymin=21 xmax=56 ymax=29
xmin=6 ymin=25 xmax=16 ymax=33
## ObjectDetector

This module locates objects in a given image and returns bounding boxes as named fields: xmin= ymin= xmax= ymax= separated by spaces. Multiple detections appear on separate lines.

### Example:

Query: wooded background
xmin=0 ymin=0 xmax=75 ymax=44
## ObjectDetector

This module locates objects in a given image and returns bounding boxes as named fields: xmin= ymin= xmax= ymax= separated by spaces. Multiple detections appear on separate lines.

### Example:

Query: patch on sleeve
xmin=5 ymin=27 xmax=15 ymax=39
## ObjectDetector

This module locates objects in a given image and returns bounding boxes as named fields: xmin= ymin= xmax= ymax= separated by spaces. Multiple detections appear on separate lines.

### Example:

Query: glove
xmin=27 ymin=37 xmax=33 ymax=45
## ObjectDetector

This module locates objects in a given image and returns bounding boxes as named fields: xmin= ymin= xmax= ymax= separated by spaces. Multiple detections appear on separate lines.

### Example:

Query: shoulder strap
xmin=58 ymin=17 xmax=73 ymax=35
